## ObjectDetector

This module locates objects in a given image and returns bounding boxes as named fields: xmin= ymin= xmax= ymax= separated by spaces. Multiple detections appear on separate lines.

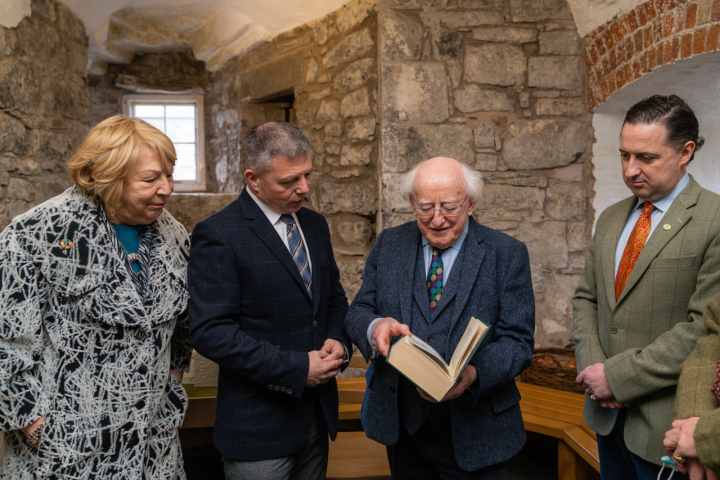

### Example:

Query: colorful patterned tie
xmin=615 ymin=202 xmax=655 ymax=301
xmin=713 ymin=356 xmax=720 ymax=405
xmin=280 ymin=214 xmax=312 ymax=297
xmin=427 ymin=248 xmax=444 ymax=319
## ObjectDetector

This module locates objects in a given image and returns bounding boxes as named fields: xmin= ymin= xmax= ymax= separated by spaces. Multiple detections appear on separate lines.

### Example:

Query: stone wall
xmin=378 ymin=0 xmax=595 ymax=347
xmin=0 ymin=0 xmax=90 ymax=231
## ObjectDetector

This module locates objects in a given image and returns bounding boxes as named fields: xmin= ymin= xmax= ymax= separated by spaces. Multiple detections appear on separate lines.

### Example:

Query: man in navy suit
xmin=188 ymin=122 xmax=352 ymax=480
xmin=345 ymin=157 xmax=535 ymax=479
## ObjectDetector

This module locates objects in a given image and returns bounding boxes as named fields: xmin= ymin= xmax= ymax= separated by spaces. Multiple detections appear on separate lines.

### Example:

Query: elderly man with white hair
xmin=344 ymin=157 xmax=535 ymax=479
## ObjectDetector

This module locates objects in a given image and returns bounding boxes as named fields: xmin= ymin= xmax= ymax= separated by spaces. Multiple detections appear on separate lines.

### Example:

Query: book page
xmin=448 ymin=318 xmax=488 ymax=379
xmin=408 ymin=335 xmax=450 ymax=374
xmin=387 ymin=337 xmax=455 ymax=400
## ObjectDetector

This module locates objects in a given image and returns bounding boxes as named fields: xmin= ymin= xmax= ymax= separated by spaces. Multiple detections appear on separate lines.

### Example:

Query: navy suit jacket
xmin=344 ymin=218 xmax=535 ymax=471
xmin=188 ymin=188 xmax=351 ymax=461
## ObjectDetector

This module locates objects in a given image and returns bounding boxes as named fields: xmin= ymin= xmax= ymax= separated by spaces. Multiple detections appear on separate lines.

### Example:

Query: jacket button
xmin=427 ymin=336 xmax=432 ymax=343
xmin=138 ymin=365 xmax=148 ymax=374
xmin=313 ymin=321 xmax=318 ymax=327
xmin=281 ymin=387 xmax=286 ymax=392
xmin=135 ymin=400 xmax=145 ymax=409
xmin=268 ymin=385 xmax=273 ymax=389
xmin=610 ymin=326 xmax=619 ymax=334
xmin=274 ymin=386 xmax=280 ymax=391
xmin=390 ymin=386 xmax=396 ymax=394
xmin=287 ymin=389 xmax=293 ymax=395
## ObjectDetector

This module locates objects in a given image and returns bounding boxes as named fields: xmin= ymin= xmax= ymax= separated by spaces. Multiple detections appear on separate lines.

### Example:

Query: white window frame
xmin=122 ymin=94 xmax=206 ymax=192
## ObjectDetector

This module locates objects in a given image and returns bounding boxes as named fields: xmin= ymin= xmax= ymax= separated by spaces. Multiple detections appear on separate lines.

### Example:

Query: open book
xmin=386 ymin=317 xmax=489 ymax=402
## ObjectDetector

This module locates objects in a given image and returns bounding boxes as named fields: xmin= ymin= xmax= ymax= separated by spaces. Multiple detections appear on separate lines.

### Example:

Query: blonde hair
xmin=68 ymin=116 xmax=176 ymax=209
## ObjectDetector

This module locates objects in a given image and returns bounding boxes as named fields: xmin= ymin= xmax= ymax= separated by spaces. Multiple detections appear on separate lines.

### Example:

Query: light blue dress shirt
xmin=366 ymin=220 xmax=470 ymax=348
xmin=614 ymin=173 xmax=689 ymax=276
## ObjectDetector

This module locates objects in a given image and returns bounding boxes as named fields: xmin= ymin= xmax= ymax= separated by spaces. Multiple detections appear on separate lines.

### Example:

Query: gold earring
xmin=110 ymin=209 xmax=115 ymax=217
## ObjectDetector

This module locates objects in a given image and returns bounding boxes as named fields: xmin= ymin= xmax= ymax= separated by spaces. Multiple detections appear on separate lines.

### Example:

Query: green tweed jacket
xmin=673 ymin=295 xmax=720 ymax=474
xmin=572 ymin=176 xmax=720 ymax=465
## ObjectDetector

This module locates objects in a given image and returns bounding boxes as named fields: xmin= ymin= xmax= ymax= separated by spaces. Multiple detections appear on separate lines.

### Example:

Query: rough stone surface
xmin=545 ymin=182 xmax=586 ymax=220
xmin=475 ymin=154 xmax=498 ymax=171
xmin=381 ymin=0 xmax=449 ymax=7
xmin=538 ymin=30 xmax=582 ymax=55
xmin=454 ymin=85 xmax=513 ymax=112
xmin=338 ymin=219 xmax=373 ymax=246
xmin=535 ymin=97 xmax=585 ymax=116
xmin=306 ymin=57 xmax=319 ymax=83
xmin=382 ymin=124 xmax=474 ymax=171
xmin=431 ymin=29 xmax=463 ymax=60
xmin=381 ymin=62 xmax=449 ymax=123
xmin=464 ymin=44 xmax=526 ymax=86
xmin=381 ymin=173 xmax=412 ymax=213
xmin=380 ymin=10 xmax=423 ymax=61
xmin=518 ymin=221 xmax=568 ymax=269
xmin=474 ymin=121 xmax=495 ymax=148
xmin=320 ymin=182 xmax=378 ymax=215
xmin=334 ymin=58 xmax=376 ymax=92
xmin=528 ymin=57 xmax=583 ymax=90
xmin=476 ymin=184 xmax=545 ymax=211
xmin=336 ymin=0 xmax=375 ymax=32
xmin=503 ymin=119 xmax=588 ymax=170
xmin=317 ymin=100 xmax=341 ymax=122
xmin=472 ymin=26 xmax=538 ymax=43
xmin=323 ymin=28 xmax=375 ymax=69
xmin=509 ymin=0 xmax=572 ymax=22
xmin=340 ymin=143 xmax=374 ymax=166
xmin=341 ymin=88 xmax=372 ymax=118
xmin=429 ymin=11 xmax=505 ymax=29
xmin=346 ymin=117 xmax=377 ymax=140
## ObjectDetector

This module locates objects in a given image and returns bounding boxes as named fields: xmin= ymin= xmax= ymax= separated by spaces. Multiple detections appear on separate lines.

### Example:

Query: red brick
xmin=638 ymin=5 xmax=649 ymax=25
xmin=644 ymin=26 xmax=654 ymax=48
xmin=619 ymin=16 xmax=632 ymax=38
xmin=601 ymin=79 xmax=610 ymax=98
xmin=628 ymin=10 xmax=640 ymax=31
xmin=707 ymin=23 xmax=720 ymax=50
xmin=667 ymin=0 xmax=677 ymax=9
xmin=685 ymin=3 xmax=698 ymax=27
xmin=603 ymin=57 xmax=612 ymax=77
xmin=693 ymin=28 xmax=707 ymax=54
xmin=626 ymin=37 xmax=636 ymax=58
xmin=588 ymin=43 xmax=599 ymax=65
xmin=712 ymin=0 xmax=720 ymax=21
xmin=659 ymin=43 xmax=668 ymax=65
xmin=681 ymin=32 xmax=692 ymax=56
xmin=634 ymin=30 xmax=644 ymax=51
xmin=611 ymin=20 xmax=623 ymax=43
xmin=603 ymin=28 xmax=615 ymax=50
xmin=654 ymin=20 xmax=664 ymax=42
xmin=664 ymin=13 xmax=675 ymax=36
xmin=609 ymin=75 xmax=617 ymax=95
xmin=646 ymin=1 xmax=658 ymax=20
xmin=649 ymin=46 xmax=657 ymax=69
xmin=632 ymin=59 xmax=641 ymax=79
xmin=609 ymin=48 xmax=618 ymax=70
xmin=616 ymin=68 xmax=626 ymax=89
xmin=656 ymin=0 xmax=668 ymax=14
xmin=672 ymin=36 xmax=681 ymax=58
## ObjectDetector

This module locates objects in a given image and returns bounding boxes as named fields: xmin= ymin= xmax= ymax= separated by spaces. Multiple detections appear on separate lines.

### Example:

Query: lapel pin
xmin=663 ymin=224 xmax=671 ymax=231
xmin=60 ymin=238 xmax=73 ymax=250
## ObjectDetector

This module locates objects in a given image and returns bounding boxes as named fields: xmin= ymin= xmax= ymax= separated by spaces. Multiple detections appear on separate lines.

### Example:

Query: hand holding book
xmin=417 ymin=364 xmax=477 ymax=402
xmin=370 ymin=317 xmax=412 ymax=357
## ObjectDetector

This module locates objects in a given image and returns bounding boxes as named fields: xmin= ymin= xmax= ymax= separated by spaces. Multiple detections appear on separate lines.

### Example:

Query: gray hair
xmin=242 ymin=122 xmax=312 ymax=174
xmin=400 ymin=160 xmax=483 ymax=201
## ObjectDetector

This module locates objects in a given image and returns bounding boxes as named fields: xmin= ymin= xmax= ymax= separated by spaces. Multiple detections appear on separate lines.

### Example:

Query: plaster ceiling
xmin=55 ymin=0 xmax=353 ymax=73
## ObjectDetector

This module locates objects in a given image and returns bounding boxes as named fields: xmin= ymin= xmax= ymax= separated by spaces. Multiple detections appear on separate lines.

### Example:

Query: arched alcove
xmin=592 ymin=51 xmax=720 ymax=223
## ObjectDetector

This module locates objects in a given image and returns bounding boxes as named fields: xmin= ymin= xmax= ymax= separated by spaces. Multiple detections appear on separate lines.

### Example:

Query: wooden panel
xmin=563 ymin=426 xmax=600 ymax=473
xmin=181 ymin=396 xmax=216 ymax=429
xmin=348 ymin=356 xmax=370 ymax=369
xmin=327 ymin=432 xmax=391 ymax=480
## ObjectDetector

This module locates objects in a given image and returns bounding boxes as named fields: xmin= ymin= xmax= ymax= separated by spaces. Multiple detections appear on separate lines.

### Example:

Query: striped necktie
xmin=280 ymin=214 xmax=312 ymax=297
xmin=615 ymin=202 xmax=655 ymax=301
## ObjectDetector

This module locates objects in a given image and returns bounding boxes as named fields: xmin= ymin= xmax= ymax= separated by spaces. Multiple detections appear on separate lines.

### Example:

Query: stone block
xmin=382 ymin=124 xmax=474 ymax=172
xmin=336 ymin=0 xmax=374 ymax=32
xmin=313 ymin=21 xmax=330 ymax=45
xmin=475 ymin=153 xmax=497 ymax=171
xmin=567 ymin=221 xmax=587 ymax=252
xmin=528 ymin=57 xmax=583 ymax=90
xmin=341 ymin=88 xmax=372 ymax=118
xmin=472 ymin=26 xmax=538 ymax=43
xmin=534 ymin=273 xmax=580 ymax=346
xmin=518 ymin=221 xmax=568 ymax=269
xmin=323 ymin=28 xmax=375 ymax=69
xmin=18 ymin=159 xmax=39 ymax=176
xmin=305 ymin=57 xmax=318 ymax=83
xmin=382 ymin=212 xmax=415 ymax=228
xmin=338 ymin=218 xmax=373 ymax=246
xmin=380 ymin=0 xmax=448 ymax=8
xmin=433 ymin=11 xmax=505 ymax=29
xmin=464 ymin=44 xmax=526 ymax=86
xmin=320 ymin=182 xmax=377 ymax=215
xmin=381 ymin=173 xmax=412 ymax=213
xmin=309 ymin=87 xmax=332 ymax=101
xmin=381 ymin=62 xmax=449 ymax=123
xmin=337 ymin=256 xmax=366 ymax=301
xmin=454 ymin=85 xmax=513 ymax=112
xmin=7 ymin=177 xmax=34 ymax=202
xmin=381 ymin=10 xmax=423 ymax=61
xmin=341 ymin=143 xmax=374 ymax=166
xmin=56 ymin=2 xmax=87 ymax=41
xmin=316 ymin=100 xmax=340 ymax=123
xmin=431 ymin=29 xmax=463 ymax=60
xmin=550 ymin=163 xmax=583 ymax=182
xmin=538 ymin=30 xmax=582 ymax=55
xmin=509 ymin=0 xmax=572 ymax=22
xmin=457 ymin=0 xmax=504 ymax=7
xmin=507 ymin=176 xmax=548 ymax=188
xmin=325 ymin=121 xmax=343 ymax=137
xmin=334 ymin=58 xmax=376 ymax=92
xmin=474 ymin=122 xmax=495 ymax=148
xmin=0 ymin=59 xmax=42 ymax=115
xmin=477 ymin=183 xmax=545 ymax=211
xmin=0 ymin=113 xmax=26 ymax=153
xmin=329 ymin=168 xmax=362 ymax=178
xmin=346 ymin=117 xmax=377 ymax=140
xmin=535 ymin=97 xmax=585 ymax=116
xmin=545 ymin=182 xmax=586 ymax=220
xmin=36 ymin=177 xmax=71 ymax=204
xmin=326 ymin=143 xmax=342 ymax=155
xmin=503 ymin=119 xmax=588 ymax=170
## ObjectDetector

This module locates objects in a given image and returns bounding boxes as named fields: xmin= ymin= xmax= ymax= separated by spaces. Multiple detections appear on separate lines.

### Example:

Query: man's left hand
xmin=576 ymin=363 xmax=613 ymax=400
xmin=417 ymin=365 xmax=477 ymax=403
xmin=321 ymin=339 xmax=345 ymax=362
xmin=170 ymin=370 xmax=183 ymax=383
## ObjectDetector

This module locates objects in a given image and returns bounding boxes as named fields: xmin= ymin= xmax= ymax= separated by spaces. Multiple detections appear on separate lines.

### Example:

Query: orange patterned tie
xmin=615 ymin=202 xmax=655 ymax=301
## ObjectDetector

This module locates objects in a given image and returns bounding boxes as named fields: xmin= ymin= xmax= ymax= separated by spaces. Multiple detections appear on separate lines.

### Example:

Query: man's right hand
xmin=371 ymin=317 xmax=411 ymax=357
xmin=306 ymin=350 xmax=343 ymax=387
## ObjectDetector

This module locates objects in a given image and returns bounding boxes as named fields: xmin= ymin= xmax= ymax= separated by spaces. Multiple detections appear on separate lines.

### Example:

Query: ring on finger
xmin=672 ymin=454 xmax=685 ymax=465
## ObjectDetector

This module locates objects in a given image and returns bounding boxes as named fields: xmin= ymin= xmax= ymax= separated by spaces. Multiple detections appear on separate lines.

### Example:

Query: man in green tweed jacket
xmin=572 ymin=94 xmax=720 ymax=480
xmin=664 ymin=296 xmax=720 ymax=479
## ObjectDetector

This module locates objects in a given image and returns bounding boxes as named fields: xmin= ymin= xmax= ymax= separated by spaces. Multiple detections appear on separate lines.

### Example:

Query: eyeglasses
xmin=412 ymin=194 xmax=469 ymax=218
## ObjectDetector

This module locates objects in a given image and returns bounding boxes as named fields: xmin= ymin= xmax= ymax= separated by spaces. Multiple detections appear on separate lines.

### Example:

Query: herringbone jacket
xmin=0 ymin=187 xmax=192 ymax=479
xmin=572 ymin=176 xmax=720 ymax=465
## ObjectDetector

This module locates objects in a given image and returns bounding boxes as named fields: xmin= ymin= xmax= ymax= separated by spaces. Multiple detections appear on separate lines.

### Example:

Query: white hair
xmin=400 ymin=159 xmax=483 ymax=202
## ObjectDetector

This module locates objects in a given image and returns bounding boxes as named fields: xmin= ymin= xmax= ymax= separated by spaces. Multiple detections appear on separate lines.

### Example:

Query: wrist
xmin=22 ymin=417 xmax=45 ymax=449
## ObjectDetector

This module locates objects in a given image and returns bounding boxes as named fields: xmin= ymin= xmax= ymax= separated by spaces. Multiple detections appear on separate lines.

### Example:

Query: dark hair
xmin=242 ymin=122 xmax=312 ymax=174
xmin=623 ymin=94 xmax=705 ymax=162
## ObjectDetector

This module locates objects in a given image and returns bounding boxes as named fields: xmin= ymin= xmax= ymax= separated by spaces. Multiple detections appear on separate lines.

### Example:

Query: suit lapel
xmin=603 ymin=197 xmax=636 ymax=310
xmin=616 ymin=179 xmax=701 ymax=306
xmin=447 ymin=219 xmax=485 ymax=335
xmin=400 ymin=225 xmax=422 ymax=327
xmin=241 ymin=189 xmax=311 ymax=301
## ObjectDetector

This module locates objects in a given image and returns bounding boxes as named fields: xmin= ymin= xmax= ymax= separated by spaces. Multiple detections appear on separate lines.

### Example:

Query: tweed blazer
xmin=187 ymin=188 xmax=351 ymax=461
xmin=572 ymin=176 xmax=720 ymax=465
xmin=673 ymin=295 xmax=720 ymax=475
xmin=344 ymin=218 xmax=535 ymax=472
xmin=0 ymin=187 xmax=193 ymax=479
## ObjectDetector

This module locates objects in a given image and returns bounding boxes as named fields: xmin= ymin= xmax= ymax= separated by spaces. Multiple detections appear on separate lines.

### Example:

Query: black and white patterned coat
xmin=0 ymin=187 xmax=192 ymax=479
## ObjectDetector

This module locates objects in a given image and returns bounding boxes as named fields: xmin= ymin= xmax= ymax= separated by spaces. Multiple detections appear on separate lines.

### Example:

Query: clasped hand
xmin=576 ymin=363 xmax=629 ymax=409
xmin=306 ymin=339 xmax=345 ymax=387
xmin=664 ymin=417 xmax=719 ymax=480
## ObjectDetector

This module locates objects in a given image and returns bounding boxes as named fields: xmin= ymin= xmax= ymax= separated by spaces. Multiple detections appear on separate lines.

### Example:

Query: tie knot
xmin=432 ymin=248 xmax=444 ymax=257
xmin=641 ymin=202 xmax=655 ymax=216
xmin=280 ymin=214 xmax=295 ymax=225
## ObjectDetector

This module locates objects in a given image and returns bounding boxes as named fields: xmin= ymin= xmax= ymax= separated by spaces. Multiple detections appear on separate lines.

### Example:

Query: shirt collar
xmin=246 ymin=186 xmax=283 ymax=225
xmin=635 ymin=172 xmax=690 ymax=213
xmin=421 ymin=217 xmax=470 ymax=252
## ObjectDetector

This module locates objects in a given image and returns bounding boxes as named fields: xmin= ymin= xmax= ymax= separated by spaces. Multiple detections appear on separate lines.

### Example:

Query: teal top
xmin=111 ymin=223 xmax=142 ymax=273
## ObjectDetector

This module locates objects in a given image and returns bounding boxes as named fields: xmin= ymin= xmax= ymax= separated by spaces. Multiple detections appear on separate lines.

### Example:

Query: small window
xmin=122 ymin=95 xmax=206 ymax=192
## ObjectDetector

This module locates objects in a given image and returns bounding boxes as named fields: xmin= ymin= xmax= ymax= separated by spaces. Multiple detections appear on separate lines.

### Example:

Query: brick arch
xmin=584 ymin=0 xmax=720 ymax=111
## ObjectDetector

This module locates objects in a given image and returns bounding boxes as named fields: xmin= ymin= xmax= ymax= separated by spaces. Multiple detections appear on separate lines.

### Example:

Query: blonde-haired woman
xmin=0 ymin=116 xmax=192 ymax=479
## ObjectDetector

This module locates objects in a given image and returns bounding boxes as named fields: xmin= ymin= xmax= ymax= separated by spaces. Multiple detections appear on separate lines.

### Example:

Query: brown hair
xmin=68 ymin=115 xmax=176 ymax=209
